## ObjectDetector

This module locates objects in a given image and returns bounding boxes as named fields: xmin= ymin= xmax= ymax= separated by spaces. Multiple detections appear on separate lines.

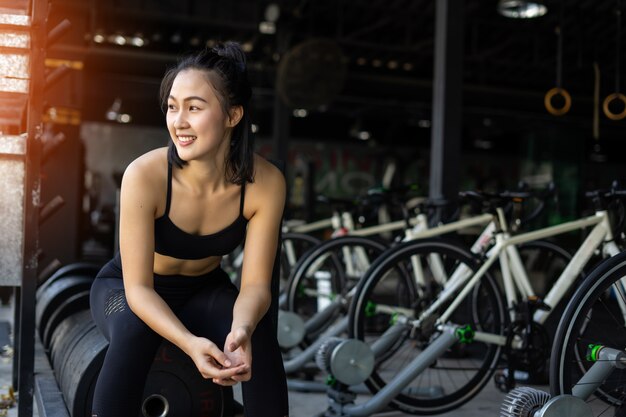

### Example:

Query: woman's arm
xmin=221 ymin=159 xmax=286 ymax=381
xmin=119 ymin=157 xmax=244 ymax=382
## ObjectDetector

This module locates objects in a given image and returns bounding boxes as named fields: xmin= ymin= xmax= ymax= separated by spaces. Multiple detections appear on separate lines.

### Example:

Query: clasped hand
xmin=188 ymin=327 xmax=252 ymax=386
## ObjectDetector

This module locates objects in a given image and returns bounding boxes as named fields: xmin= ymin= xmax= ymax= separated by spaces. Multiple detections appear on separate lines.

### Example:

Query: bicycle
xmin=345 ymin=186 xmax=624 ymax=415
xmin=547 ymin=190 xmax=626 ymax=417
xmin=280 ymin=194 xmax=540 ymax=370
xmin=283 ymin=183 xmax=553 ymax=350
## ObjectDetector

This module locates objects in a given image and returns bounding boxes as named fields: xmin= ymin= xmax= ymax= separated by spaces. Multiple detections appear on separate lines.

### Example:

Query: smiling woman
xmin=88 ymin=42 xmax=288 ymax=417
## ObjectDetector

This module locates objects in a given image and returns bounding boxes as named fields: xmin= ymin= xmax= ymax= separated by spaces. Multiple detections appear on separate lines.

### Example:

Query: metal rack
xmin=0 ymin=1 xmax=71 ymax=415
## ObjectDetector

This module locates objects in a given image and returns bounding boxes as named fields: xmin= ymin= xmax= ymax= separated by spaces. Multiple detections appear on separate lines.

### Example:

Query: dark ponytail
xmin=160 ymin=41 xmax=254 ymax=185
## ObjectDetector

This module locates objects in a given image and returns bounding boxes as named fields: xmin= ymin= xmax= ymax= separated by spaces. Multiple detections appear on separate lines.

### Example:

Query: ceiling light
xmin=349 ymin=120 xmax=371 ymax=141
xmin=258 ymin=21 xmax=276 ymax=34
xmin=292 ymin=109 xmax=308 ymax=118
xmin=242 ymin=41 xmax=254 ymax=52
xmin=117 ymin=114 xmax=132 ymax=123
xmin=108 ymin=34 xmax=126 ymax=45
xmin=497 ymin=0 xmax=547 ymax=18
xmin=357 ymin=131 xmax=371 ymax=141
xmin=130 ymin=34 xmax=145 ymax=47
xmin=106 ymin=98 xmax=122 ymax=121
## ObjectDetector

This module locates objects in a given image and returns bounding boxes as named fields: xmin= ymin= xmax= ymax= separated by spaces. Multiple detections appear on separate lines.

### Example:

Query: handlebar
xmin=585 ymin=181 xmax=626 ymax=240
xmin=458 ymin=182 xmax=558 ymax=230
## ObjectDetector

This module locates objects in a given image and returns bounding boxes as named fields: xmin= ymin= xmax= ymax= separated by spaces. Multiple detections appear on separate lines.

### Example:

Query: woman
xmin=89 ymin=42 xmax=289 ymax=417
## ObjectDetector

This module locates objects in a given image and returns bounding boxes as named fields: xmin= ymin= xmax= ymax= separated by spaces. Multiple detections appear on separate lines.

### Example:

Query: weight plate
xmin=36 ymin=276 xmax=94 ymax=343
xmin=41 ymin=289 xmax=90 ymax=349
xmin=37 ymin=262 xmax=100 ymax=299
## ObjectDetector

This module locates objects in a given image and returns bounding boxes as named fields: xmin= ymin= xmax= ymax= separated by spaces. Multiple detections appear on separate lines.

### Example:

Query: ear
xmin=227 ymin=105 xmax=244 ymax=128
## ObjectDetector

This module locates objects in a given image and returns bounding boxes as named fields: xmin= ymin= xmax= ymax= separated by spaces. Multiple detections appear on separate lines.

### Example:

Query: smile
xmin=177 ymin=135 xmax=197 ymax=143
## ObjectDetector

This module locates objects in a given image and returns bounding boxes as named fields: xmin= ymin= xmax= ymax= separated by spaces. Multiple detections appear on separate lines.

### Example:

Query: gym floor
xmin=285 ymin=377 xmax=536 ymax=417
xmin=0 ymin=298 xmax=549 ymax=417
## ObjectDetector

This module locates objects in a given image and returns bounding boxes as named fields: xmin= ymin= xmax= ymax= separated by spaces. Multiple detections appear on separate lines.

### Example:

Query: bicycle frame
xmin=303 ymin=213 xmax=493 ymax=295
xmin=293 ymin=212 xmax=494 ymax=333
xmin=426 ymin=208 xmax=621 ymax=345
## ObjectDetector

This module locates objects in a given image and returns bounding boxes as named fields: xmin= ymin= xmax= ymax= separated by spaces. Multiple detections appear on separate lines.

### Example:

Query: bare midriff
xmin=153 ymin=252 xmax=223 ymax=277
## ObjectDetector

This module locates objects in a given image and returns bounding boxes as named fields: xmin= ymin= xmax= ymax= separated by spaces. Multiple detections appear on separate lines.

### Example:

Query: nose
xmin=172 ymin=110 xmax=189 ymax=129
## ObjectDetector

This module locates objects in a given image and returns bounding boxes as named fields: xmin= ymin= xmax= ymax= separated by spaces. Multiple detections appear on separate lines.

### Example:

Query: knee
xmin=108 ymin=312 xmax=157 ymax=345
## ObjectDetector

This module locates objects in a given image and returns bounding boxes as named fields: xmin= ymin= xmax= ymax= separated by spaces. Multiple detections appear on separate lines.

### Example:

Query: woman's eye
xmin=167 ymin=104 xmax=176 ymax=110
xmin=189 ymin=106 xmax=200 ymax=111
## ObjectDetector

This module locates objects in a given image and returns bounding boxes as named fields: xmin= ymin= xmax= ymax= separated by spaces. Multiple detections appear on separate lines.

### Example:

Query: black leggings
xmin=89 ymin=257 xmax=288 ymax=417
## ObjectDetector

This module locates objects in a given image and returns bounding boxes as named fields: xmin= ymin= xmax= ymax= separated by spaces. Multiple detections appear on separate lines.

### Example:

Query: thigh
xmin=176 ymin=276 xmax=239 ymax=347
xmin=90 ymin=278 xmax=163 ymax=417
xmin=91 ymin=278 xmax=158 ymax=340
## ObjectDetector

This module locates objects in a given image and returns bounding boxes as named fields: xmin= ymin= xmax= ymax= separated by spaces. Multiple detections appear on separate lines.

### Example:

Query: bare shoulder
xmin=252 ymin=154 xmax=286 ymax=190
xmin=123 ymin=148 xmax=168 ymax=184
xmin=245 ymin=155 xmax=286 ymax=217
xmin=121 ymin=148 xmax=168 ymax=210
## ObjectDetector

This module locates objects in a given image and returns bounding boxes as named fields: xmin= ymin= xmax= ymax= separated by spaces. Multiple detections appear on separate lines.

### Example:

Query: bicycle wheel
xmin=349 ymin=238 xmax=505 ymax=415
xmin=285 ymin=236 xmax=388 ymax=341
xmin=517 ymin=240 xmax=572 ymax=298
xmin=550 ymin=250 xmax=626 ymax=415
xmin=227 ymin=232 xmax=320 ymax=290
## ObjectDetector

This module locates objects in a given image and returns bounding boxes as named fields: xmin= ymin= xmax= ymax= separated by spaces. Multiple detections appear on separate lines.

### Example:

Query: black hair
xmin=159 ymin=41 xmax=254 ymax=185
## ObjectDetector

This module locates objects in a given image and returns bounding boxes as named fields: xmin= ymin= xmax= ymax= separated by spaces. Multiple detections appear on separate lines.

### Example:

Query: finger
xmin=227 ymin=336 xmax=240 ymax=352
xmin=208 ymin=350 xmax=232 ymax=368
xmin=211 ymin=365 xmax=246 ymax=384
xmin=228 ymin=330 xmax=248 ymax=352
xmin=210 ymin=363 xmax=247 ymax=380
xmin=230 ymin=372 xmax=251 ymax=382
xmin=212 ymin=377 xmax=238 ymax=386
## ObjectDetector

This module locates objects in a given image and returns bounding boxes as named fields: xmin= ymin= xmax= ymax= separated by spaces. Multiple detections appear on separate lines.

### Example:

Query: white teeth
xmin=178 ymin=136 xmax=196 ymax=143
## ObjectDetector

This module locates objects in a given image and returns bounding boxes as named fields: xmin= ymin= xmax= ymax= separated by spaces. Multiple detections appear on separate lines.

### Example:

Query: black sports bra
xmin=154 ymin=163 xmax=248 ymax=260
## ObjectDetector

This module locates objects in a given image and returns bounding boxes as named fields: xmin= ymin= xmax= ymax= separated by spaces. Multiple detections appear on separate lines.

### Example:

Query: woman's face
xmin=166 ymin=68 xmax=232 ymax=162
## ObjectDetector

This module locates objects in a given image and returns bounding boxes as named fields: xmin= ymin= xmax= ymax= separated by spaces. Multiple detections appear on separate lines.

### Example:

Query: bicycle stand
xmin=501 ymin=345 xmax=626 ymax=417
xmin=317 ymin=325 xmax=459 ymax=417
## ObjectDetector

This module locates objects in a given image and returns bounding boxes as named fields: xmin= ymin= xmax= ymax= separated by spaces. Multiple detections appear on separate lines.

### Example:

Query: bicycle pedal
xmin=493 ymin=370 xmax=515 ymax=393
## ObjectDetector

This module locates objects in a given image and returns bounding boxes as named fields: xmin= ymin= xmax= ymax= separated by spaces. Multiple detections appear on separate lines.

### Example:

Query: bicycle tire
xmin=349 ymin=238 xmax=506 ymax=415
xmin=285 ymin=236 xmax=388 ymax=341
xmin=228 ymin=232 xmax=321 ymax=290
xmin=550 ymin=250 xmax=626 ymax=414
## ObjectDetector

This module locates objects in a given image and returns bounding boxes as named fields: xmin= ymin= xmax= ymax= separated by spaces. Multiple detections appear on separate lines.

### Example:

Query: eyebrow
xmin=168 ymin=95 xmax=208 ymax=103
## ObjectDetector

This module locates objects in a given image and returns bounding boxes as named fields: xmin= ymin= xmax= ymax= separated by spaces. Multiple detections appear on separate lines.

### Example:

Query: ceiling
xmin=45 ymin=0 xmax=626 ymax=143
